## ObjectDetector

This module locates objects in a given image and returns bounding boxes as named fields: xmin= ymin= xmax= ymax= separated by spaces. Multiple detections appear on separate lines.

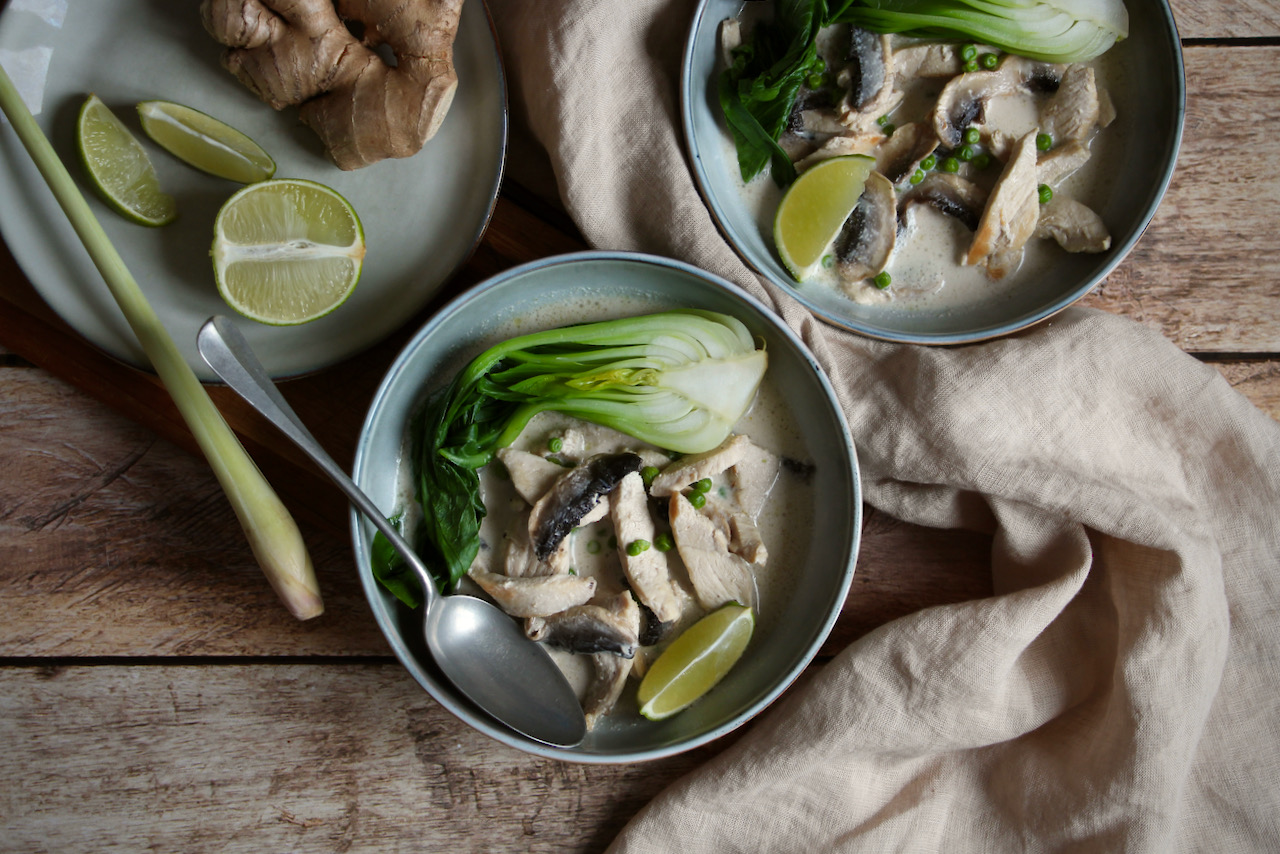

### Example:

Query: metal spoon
xmin=197 ymin=316 xmax=587 ymax=748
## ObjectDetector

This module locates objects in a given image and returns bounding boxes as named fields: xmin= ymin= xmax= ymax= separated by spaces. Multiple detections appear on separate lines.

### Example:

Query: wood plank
xmin=0 ymin=663 xmax=722 ymax=853
xmin=1079 ymin=46 xmax=1280 ymax=353
xmin=0 ymin=363 xmax=996 ymax=656
xmin=1169 ymin=0 xmax=1280 ymax=38
xmin=1212 ymin=360 xmax=1280 ymax=423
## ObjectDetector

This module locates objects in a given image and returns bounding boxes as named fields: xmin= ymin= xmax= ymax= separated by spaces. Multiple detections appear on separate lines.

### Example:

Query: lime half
xmin=638 ymin=603 xmax=755 ymax=721
xmin=76 ymin=94 xmax=176 ymax=227
xmin=773 ymin=155 xmax=874 ymax=281
xmin=212 ymin=179 xmax=366 ymax=326
xmin=138 ymin=100 xmax=275 ymax=184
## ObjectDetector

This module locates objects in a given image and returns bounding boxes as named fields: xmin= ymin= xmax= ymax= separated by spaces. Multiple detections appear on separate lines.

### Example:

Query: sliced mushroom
xmin=837 ymin=30 xmax=903 ymax=134
xmin=964 ymin=132 xmax=1041 ymax=278
xmin=528 ymin=452 xmax=642 ymax=559
xmin=934 ymin=56 xmax=1065 ymax=148
xmin=468 ymin=566 xmax=596 ymax=618
xmin=899 ymin=172 xmax=989 ymax=233
xmin=873 ymin=121 xmax=940 ymax=185
xmin=1034 ymin=196 xmax=1112 ymax=253
xmin=612 ymin=472 xmax=685 ymax=624
xmin=584 ymin=651 xmax=632 ymax=731
xmin=833 ymin=170 xmax=897 ymax=285
xmin=795 ymin=130 xmax=884 ymax=173
xmin=525 ymin=596 xmax=640 ymax=659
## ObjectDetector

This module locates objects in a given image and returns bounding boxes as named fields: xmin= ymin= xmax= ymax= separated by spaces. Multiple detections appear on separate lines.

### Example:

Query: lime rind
xmin=212 ymin=178 xmax=366 ymax=326
xmin=637 ymin=603 xmax=755 ymax=720
xmin=773 ymin=154 xmax=875 ymax=281
xmin=76 ymin=94 xmax=176 ymax=227
xmin=137 ymin=100 xmax=275 ymax=184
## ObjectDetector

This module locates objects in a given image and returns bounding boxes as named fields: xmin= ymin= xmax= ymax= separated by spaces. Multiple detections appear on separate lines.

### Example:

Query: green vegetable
xmin=920 ymin=154 xmax=937 ymax=170
xmin=973 ymin=152 xmax=993 ymax=170
xmin=1036 ymin=132 xmax=1054 ymax=151
xmin=405 ymin=310 xmax=768 ymax=594
xmin=964 ymin=59 xmax=979 ymax=73
xmin=830 ymin=0 xmax=1128 ymax=63
xmin=873 ymin=271 xmax=892 ymax=289
xmin=961 ymin=43 xmax=978 ymax=61
xmin=548 ymin=436 xmax=563 ymax=453
xmin=0 ymin=65 xmax=321 ymax=620
xmin=981 ymin=51 xmax=1000 ymax=69
xmin=688 ymin=491 xmax=708 ymax=509
xmin=641 ymin=465 xmax=660 ymax=487
xmin=1038 ymin=183 xmax=1054 ymax=204
xmin=655 ymin=532 xmax=675 ymax=552
xmin=718 ymin=0 xmax=826 ymax=185
xmin=963 ymin=127 xmax=981 ymax=145
xmin=626 ymin=539 xmax=652 ymax=557
xmin=941 ymin=156 xmax=960 ymax=173
xmin=909 ymin=168 xmax=925 ymax=184
xmin=694 ymin=477 xmax=714 ymax=494
xmin=958 ymin=144 xmax=976 ymax=161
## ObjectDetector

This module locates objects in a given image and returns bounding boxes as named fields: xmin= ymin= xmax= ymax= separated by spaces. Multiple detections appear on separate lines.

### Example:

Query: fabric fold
xmin=489 ymin=0 xmax=1280 ymax=849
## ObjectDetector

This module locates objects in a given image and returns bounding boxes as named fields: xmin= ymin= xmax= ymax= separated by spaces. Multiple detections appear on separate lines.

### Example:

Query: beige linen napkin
xmin=490 ymin=1 xmax=1280 ymax=849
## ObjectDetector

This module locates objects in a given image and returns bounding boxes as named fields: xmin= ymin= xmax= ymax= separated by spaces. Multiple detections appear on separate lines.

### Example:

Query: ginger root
xmin=201 ymin=0 xmax=464 ymax=170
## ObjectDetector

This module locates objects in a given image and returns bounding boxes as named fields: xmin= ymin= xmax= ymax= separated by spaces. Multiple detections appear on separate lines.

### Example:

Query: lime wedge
xmin=773 ymin=155 xmax=875 ymax=281
xmin=212 ymin=179 xmax=366 ymax=326
xmin=637 ymin=603 xmax=754 ymax=721
xmin=137 ymin=100 xmax=275 ymax=184
xmin=76 ymin=94 xmax=176 ymax=227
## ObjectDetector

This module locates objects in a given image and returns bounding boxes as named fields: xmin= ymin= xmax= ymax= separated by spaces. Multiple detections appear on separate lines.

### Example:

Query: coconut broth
xmin=393 ymin=299 xmax=815 ymax=716
xmin=728 ymin=25 xmax=1128 ymax=312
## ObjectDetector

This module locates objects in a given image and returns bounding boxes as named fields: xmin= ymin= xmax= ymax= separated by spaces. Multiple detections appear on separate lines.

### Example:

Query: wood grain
xmin=0 ymin=663 xmax=725 ymax=853
xmin=1169 ymin=0 xmax=1280 ymax=38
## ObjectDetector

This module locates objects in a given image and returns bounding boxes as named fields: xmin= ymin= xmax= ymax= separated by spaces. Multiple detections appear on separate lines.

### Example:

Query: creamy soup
xmin=726 ymin=13 xmax=1127 ymax=312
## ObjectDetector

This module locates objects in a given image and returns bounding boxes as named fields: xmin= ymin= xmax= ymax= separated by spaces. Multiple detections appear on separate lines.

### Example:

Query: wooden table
xmin=2 ymin=2 xmax=1278 ymax=850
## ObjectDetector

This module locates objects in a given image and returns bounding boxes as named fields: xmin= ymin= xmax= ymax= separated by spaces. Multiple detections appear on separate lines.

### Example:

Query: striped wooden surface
xmin=1 ymin=1 xmax=1276 ymax=850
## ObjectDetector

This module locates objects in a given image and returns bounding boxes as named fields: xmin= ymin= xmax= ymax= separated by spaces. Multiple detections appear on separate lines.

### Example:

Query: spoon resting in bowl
xmin=197 ymin=316 xmax=587 ymax=748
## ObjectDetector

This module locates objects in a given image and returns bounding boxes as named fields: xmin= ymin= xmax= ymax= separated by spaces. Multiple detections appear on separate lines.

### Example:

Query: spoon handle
xmin=197 ymin=316 xmax=438 ymax=606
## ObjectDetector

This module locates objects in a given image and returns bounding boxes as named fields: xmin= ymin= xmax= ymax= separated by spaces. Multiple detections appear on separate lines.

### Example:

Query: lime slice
xmin=638 ymin=603 xmax=755 ymax=721
xmin=137 ymin=100 xmax=275 ymax=184
xmin=212 ymin=179 xmax=366 ymax=326
xmin=773 ymin=154 xmax=875 ymax=281
xmin=76 ymin=94 xmax=176 ymax=227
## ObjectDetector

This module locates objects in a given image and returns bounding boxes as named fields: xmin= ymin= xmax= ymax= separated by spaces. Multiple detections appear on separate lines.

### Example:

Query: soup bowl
xmin=681 ymin=0 xmax=1185 ymax=343
xmin=351 ymin=251 xmax=861 ymax=762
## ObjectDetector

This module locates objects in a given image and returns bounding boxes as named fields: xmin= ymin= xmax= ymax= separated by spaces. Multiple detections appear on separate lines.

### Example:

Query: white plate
xmin=0 ymin=0 xmax=506 ymax=379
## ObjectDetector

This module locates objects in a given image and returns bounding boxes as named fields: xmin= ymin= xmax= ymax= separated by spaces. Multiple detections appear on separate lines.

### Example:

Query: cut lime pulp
xmin=76 ymin=94 xmax=176 ymax=227
xmin=138 ymin=100 xmax=275 ymax=184
xmin=637 ymin=603 xmax=754 ymax=721
xmin=773 ymin=155 xmax=874 ymax=281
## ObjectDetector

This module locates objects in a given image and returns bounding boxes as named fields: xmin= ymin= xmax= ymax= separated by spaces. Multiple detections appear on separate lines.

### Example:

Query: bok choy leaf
xmin=393 ymin=310 xmax=767 ymax=598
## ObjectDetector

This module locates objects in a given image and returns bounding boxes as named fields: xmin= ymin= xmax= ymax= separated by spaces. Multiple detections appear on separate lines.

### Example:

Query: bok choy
xmin=829 ymin=0 xmax=1128 ymax=64
xmin=377 ymin=311 xmax=768 ymax=601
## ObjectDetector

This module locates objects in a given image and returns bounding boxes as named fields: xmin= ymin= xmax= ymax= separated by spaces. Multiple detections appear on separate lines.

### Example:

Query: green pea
xmin=1038 ymin=184 xmax=1054 ymax=204
xmin=586 ymin=540 xmax=601 ymax=555
xmin=876 ymin=115 xmax=890 ymax=127
xmin=548 ymin=437 xmax=563 ymax=453
xmin=961 ymin=44 xmax=978 ymax=62
xmin=882 ymin=123 xmax=896 ymax=137
xmin=821 ymin=254 xmax=834 ymax=269
xmin=873 ymin=271 xmax=892 ymax=290
xmin=958 ymin=145 xmax=976 ymax=162
xmin=1036 ymin=132 xmax=1053 ymax=152
xmin=812 ymin=57 xmax=827 ymax=74
xmin=694 ymin=477 xmax=713 ymax=494
xmin=963 ymin=127 xmax=981 ymax=145
xmin=640 ymin=465 xmax=659 ymax=487
xmin=920 ymin=154 xmax=937 ymax=171
xmin=964 ymin=59 xmax=979 ymax=74
xmin=807 ymin=72 xmax=824 ymax=89
xmin=655 ymin=532 xmax=674 ymax=552
xmin=626 ymin=539 xmax=651 ymax=557
xmin=909 ymin=169 xmax=925 ymax=185
xmin=941 ymin=157 xmax=960 ymax=173
xmin=688 ymin=492 xmax=707 ymax=509
xmin=981 ymin=52 xmax=999 ymax=70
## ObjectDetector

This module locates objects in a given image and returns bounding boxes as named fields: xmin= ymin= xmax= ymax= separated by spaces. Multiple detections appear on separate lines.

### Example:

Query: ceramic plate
xmin=351 ymin=251 xmax=861 ymax=762
xmin=0 ymin=0 xmax=506 ymax=379
xmin=680 ymin=0 xmax=1184 ymax=343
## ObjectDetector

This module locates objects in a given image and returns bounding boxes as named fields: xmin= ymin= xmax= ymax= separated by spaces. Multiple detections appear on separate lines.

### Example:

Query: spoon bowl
xmin=197 ymin=316 xmax=587 ymax=748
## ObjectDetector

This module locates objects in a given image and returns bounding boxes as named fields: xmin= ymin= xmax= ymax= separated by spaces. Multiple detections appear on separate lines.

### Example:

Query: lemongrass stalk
xmin=0 ymin=67 xmax=322 ymax=619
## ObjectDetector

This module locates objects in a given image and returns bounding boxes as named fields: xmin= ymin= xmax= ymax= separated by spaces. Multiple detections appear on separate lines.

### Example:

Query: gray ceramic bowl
xmin=351 ymin=251 xmax=860 ymax=762
xmin=681 ymin=0 xmax=1185 ymax=343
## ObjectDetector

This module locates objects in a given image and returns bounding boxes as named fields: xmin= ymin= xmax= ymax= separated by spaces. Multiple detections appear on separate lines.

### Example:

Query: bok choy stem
xmin=0 ymin=66 xmax=322 ymax=620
